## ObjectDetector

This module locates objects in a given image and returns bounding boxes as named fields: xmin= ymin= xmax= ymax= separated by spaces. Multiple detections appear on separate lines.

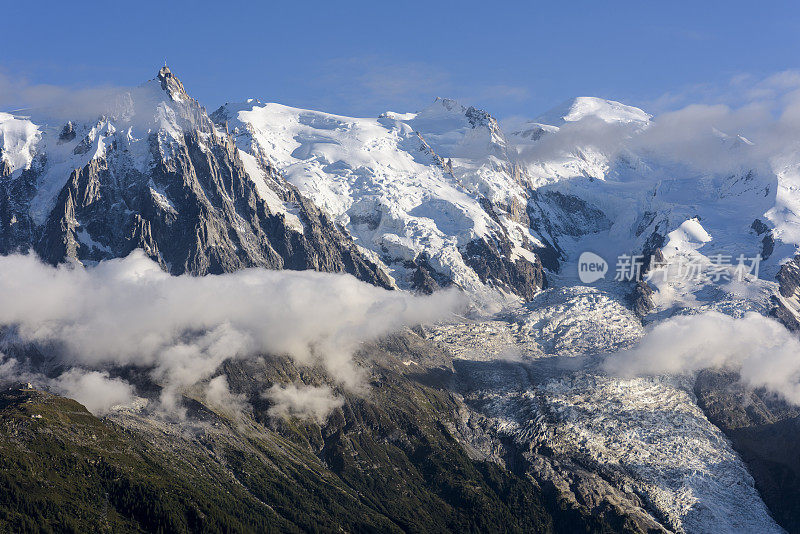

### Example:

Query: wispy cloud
xmin=0 ymin=69 xmax=125 ymax=119
xmin=0 ymin=251 xmax=465 ymax=415
xmin=265 ymin=383 xmax=344 ymax=424
xmin=603 ymin=312 xmax=800 ymax=405
xmin=473 ymin=84 xmax=531 ymax=103
xmin=309 ymin=56 xmax=452 ymax=115
xmin=516 ymin=70 xmax=800 ymax=178
xmin=643 ymin=69 xmax=800 ymax=114
xmin=309 ymin=56 xmax=531 ymax=116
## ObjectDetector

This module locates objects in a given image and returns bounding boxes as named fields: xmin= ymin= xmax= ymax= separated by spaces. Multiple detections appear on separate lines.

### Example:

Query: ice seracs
xmin=0 ymin=112 xmax=40 ymax=175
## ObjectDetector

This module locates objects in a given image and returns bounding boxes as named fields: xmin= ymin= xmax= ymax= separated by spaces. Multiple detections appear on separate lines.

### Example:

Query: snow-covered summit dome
xmin=536 ymin=96 xmax=651 ymax=126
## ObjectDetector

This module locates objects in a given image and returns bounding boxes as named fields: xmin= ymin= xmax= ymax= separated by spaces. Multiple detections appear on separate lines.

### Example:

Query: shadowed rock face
xmin=461 ymin=237 xmax=546 ymax=300
xmin=627 ymin=279 xmax=655 ymax=318
xmin=528 ymin=190 xmax=612 ymax=240
xmin=777 ymin=255 xmax=800 ymax=299
xmin=771 ymin=255 xmax=800 ymax=332
xmin=406 ymin=253 xmax=453 ymax=294
xmin=0 ymin=163 xmax=38 ymax=254
xmin=0 ymin=69 xmax=392 ymax=287
xmin=34 ymin=133 xmax=391 ymax=283
xmin=695 ymin=369 xmax=800 ymax=533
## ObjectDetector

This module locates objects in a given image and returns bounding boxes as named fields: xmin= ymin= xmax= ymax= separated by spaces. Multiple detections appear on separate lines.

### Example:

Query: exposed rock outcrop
xmin=771 ymin=255 xmax=800 ymax=333
xmin=0 ymin=69 xmax=392 ymax=287
xmin=695 ymin=369 xmax=800 ymax=533
xmin=461 ymin=237 xmax=546 ymax=300
xmin=776 ymin=255 xmax=800 ymax=299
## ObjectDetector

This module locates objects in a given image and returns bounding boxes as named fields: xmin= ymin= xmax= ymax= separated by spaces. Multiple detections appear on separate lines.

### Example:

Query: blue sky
xmin=3 ymin=0 xmax=800 ymax=119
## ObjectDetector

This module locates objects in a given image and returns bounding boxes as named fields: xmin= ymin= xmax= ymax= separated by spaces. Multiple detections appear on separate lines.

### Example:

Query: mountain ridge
xmin=0 ymin=68 xmax=392 ymax=287
xmin=2 ymin=67 xmax=800 ymax=533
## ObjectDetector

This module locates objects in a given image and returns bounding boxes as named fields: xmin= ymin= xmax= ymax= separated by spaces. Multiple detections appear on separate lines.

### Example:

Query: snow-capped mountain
xmin=212 ymin=89 xmax=800 ymax=531
xmin=210 ymin=86 xmax=800 ymax=532
xmin=213 ymin=96 xmax=549 ymax=298
xmin=535 ymin=96 xmax=652 ymax=126
xmin=214 ymin=90 xmax=800 ymax=320
xmin=3 ymin=68 xmax=800 ymax=533
xmin=0 ymin=67 xmax=390 ymax=285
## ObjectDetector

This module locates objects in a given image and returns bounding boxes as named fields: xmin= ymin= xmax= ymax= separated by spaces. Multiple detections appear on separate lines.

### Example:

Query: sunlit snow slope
xmin=214 ymin=98 xmax=549 ymax=297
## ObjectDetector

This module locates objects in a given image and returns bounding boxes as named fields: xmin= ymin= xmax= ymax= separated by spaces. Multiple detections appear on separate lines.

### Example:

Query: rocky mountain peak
xmin=157 ymin=64 xmax=187 ymax=100
xmin=420 ymin=98 xmax=502 ymax=137
xmin=431 ymin=97 xmax=463 ymax=113
xmin=464 ymin=106 xmax=496 ymax=129
xmin=0 ymin=69 xmax=394 ymax=287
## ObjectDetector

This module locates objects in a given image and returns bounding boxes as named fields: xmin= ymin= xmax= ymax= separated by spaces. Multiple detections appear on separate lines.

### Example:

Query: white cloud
xmin=513 ymin=70 xmax=800 ymax=182
xmin=0 ymin=251 xmax=465 ymax=413
xmin=521 ymin=97 xmax=800 ymax=178
xmin=204 ymin=375 xmax=248 ymax=419
xmin=603 ymin=311 xmax=800 ymax=404
xmin=50 ymin=369 xmax=136 ymax=416
xmin=0 ymin=358 xmax=135 ymax=416
xmin=641 ymin=69 xmax=800 ymax=114
xmin=0 ymin=70 xmax=125 ymax=120
xmin=265 ymin=383 xmax=344 ymax=424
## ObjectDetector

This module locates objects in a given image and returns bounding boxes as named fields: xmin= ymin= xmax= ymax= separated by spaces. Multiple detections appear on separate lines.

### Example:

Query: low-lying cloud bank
xmin=0 ymin=251 xmax=465 ymax=415
xmin=603 ymin=311 xmax=800 ymax=404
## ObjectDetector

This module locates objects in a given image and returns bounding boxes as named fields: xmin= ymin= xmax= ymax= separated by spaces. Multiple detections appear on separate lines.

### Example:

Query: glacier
xmin=3 ymin=68 xmax=800 ymax=532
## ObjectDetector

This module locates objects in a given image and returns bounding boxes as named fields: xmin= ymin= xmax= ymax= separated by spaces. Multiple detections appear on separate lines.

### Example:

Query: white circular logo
xmin=577 ymin=252 xmax=608 ymax=284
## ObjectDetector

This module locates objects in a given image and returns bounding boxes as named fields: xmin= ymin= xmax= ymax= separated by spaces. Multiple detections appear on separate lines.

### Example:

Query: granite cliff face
xmin=0 ymin=68 xmax=391 ymax=286
xmin=770 ymin=255 xmax=800 ymax=331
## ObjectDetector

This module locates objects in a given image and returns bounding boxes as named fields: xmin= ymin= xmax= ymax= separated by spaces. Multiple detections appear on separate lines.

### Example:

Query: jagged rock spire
xmin=157 ymin=64 xmax=186 ymax=99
